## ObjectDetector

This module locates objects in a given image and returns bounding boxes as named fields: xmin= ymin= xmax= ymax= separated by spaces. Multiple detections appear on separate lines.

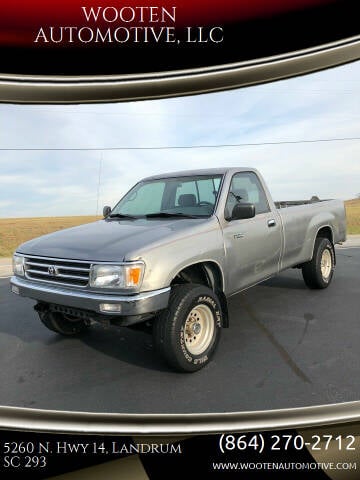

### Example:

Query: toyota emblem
xmin=48 ymin=266 xmax=58 ymax=276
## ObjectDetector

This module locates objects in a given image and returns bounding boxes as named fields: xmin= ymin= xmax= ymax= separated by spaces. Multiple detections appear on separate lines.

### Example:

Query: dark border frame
xmin=0 ymin=35 xmax=359 ymax=103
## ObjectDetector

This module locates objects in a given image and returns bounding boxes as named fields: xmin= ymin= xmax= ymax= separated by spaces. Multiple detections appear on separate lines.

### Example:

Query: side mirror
xmin=231 ymin=203 xmax=256 ymax=220
xmin=103 ymin=206 xmax=112 ymax=218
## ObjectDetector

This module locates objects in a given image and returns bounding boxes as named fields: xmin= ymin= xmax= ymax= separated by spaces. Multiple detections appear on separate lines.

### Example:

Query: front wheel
xmin=302 ymin=237 xmax=335 ymax=289
xmin=153 ymin=284 xmax=222 ymax=372
xmin=38 ymin=310 xmax=89 ymax=336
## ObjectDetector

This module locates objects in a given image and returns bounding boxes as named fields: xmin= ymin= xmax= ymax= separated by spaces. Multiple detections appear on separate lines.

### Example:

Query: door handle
xmin=268 ymin=219 xmax=276 ymax=227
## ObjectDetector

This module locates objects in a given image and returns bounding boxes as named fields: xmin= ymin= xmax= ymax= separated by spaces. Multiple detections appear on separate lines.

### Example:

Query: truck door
xmin=222 ymin=171 xmax=282 ymax=294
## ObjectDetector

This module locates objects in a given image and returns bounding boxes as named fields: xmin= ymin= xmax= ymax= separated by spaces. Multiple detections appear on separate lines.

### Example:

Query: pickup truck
xmin=11 ymin=168 xmax=346 ymax=372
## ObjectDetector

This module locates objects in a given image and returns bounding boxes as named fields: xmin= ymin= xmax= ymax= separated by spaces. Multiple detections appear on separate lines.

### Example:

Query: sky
xmin=0 ymin=60 xmax=360 ymax=218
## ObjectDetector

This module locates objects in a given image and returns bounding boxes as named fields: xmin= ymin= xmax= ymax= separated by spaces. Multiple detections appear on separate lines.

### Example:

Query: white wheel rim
xmin=184 ymin=304 xmax=215 ymax=355
xmin=321 ymin=249 xmax=332 ymax=280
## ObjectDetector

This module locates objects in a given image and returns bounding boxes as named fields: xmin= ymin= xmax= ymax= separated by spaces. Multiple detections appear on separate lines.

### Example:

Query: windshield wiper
xmin=108 ymin=213 xmax=137 ymax=219
xmin=145 ymin=212 xmax=200 ymax=219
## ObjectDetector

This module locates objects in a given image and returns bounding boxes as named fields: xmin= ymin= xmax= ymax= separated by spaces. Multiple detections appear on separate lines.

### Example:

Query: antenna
xmin=96 ymin=154 xmax=103 ymax=216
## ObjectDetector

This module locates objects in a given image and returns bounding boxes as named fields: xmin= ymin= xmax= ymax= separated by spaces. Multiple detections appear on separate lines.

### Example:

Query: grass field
xmin=346 ymin=198 xmax=360 ymax=235
xmin=0 ymin=201 xmax=359 ymax=257
xmin=0 ymin=216 xmax=100 ymax=258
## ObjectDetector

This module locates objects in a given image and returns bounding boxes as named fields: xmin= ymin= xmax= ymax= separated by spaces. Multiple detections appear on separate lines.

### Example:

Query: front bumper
xmin=10 ymin=276 xmax=170 ymax=317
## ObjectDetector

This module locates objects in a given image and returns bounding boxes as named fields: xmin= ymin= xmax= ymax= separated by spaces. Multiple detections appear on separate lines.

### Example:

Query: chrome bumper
xmin=10 ymin=276 xmax=170 ymax=317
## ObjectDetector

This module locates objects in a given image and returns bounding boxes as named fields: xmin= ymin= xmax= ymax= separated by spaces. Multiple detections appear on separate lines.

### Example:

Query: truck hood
xmin=16 ymin=218 xmax=208 ymax=262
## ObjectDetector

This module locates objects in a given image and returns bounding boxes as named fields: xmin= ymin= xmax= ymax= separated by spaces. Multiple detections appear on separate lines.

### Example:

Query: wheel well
xmin=317 ymin=226 xmax=333 ymax=243
xmin=171 ymin=262 xmax=229 ymax=328
xmin=296 ymin=226 xmax=336 ymax=269
xmin=315 ymin=226 xmax=336 ymax=265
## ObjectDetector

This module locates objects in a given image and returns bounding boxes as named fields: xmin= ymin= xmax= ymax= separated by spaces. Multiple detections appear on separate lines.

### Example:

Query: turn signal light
xmin=126 ymin=266 xmax=142 ymax=287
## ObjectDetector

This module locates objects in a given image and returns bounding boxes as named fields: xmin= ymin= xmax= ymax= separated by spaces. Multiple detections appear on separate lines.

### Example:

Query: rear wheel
xmin=38 ymin=311 xmax=89 ymax=336
xmin=302 ymin=237 xmax=335 ymax=289
xmin=153 ymin=284 xmax=222 ymax=372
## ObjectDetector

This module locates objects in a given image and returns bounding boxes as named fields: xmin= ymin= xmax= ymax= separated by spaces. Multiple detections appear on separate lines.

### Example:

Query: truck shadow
xmin=77 ymin=324 xmax=175 ymax=373
xmin=261 ymin=275 xmax=308 ymax=290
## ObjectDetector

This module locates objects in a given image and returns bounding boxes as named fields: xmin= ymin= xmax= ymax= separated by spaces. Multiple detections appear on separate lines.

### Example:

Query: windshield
xmin=110 ymin=175 xmax=223 ymax=218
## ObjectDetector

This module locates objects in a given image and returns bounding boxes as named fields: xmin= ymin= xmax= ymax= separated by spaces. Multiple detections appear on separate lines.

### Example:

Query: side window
xmin=225 ymin=172 xmax=270 ymax=218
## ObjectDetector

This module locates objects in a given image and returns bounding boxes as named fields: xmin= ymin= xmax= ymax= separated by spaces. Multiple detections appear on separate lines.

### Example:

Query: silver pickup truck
xmin=11 ymin=168 xmax=346 ymax=372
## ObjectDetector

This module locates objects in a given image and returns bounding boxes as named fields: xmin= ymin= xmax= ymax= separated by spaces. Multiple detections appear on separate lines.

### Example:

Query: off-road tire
xmin=39 ymin=311 xmax=89 ymax=336
xmin=302 ymin=237 xmax=335 ymax=289
xmin=153 ymin=284 xmax=222 ymax=372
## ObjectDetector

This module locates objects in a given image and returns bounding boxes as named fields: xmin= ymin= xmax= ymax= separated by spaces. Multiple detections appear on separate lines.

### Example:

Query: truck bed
xmin=274 ymin=197 xmax=346 ymax=271
xmin=275 ymin=197 xmax=329 ymax=209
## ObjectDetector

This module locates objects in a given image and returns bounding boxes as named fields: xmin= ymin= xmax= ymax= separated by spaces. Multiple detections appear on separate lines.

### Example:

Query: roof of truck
xmin=142 ymin=167 xmax=256 ymax=180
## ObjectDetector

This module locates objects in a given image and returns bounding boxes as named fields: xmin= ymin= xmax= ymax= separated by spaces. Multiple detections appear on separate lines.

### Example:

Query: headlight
xmin=89 ymin=263 xmax=144 ymax=289
xmin=13 ymin=255 xmax=25 ymax=276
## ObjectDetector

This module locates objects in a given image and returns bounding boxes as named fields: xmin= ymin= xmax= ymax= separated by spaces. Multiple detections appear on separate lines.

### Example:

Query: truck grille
xmin=24 ymin=256 xmax=91 ymax=288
